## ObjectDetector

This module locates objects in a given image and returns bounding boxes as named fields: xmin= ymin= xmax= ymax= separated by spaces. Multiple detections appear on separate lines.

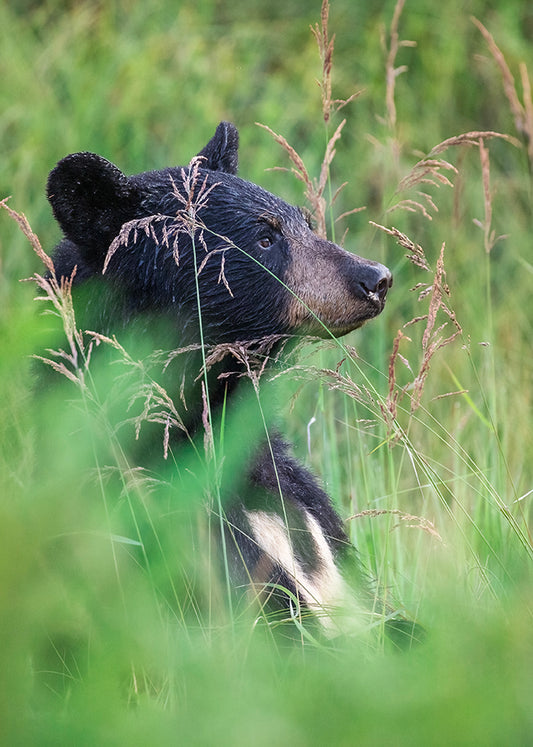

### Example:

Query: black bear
xmin=46 ymin=122 xmax=415 ymax=641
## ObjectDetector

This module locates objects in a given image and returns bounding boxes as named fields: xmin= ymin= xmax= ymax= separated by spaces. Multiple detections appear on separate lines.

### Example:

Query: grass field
xmin=1 ymin=0 xmax=532 ymax=744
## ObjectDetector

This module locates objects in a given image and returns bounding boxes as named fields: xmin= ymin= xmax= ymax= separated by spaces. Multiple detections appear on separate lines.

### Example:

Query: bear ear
xmin=196 ymin=121 xmax=239 ymax=175
xmin=47 ymin=152 xmax=142 ymax=255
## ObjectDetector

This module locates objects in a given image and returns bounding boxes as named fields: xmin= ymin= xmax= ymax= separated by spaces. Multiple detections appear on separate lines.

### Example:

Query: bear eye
xmin=258 ymin=236 xmax=273 ymax=249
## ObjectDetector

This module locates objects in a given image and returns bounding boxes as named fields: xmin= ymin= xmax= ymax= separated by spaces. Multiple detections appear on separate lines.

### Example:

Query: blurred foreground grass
xmin=1 ymin=0 xmax=532 ymax=743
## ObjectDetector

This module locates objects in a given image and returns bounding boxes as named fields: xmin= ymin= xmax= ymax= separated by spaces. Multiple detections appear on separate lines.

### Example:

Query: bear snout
xmin=282 ymin=236 xmax=394 ymax=337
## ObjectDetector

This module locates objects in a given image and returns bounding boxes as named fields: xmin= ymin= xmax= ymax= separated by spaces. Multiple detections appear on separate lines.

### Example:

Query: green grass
xmin=1 ymin=0 xmax=533 ymax=743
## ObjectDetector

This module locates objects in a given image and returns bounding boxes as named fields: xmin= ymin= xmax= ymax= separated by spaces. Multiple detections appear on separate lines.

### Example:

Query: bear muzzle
xmin=284 ymin=240 xmax=393 ymax=337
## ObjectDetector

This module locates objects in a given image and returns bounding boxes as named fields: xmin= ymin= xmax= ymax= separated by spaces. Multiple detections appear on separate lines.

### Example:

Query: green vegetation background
xmin=1 ymin=0 xmax=532 ymax=744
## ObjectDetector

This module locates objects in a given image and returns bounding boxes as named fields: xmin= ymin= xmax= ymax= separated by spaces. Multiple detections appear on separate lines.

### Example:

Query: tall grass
xmin=1 ymin=0 xmax=532 ymax=743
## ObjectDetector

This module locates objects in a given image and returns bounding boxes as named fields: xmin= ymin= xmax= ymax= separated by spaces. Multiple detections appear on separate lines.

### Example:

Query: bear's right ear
xmin=47 ymin=152 xmax=142 ymax=255
xmin=196 ymin=121 xmax=239 ymax=175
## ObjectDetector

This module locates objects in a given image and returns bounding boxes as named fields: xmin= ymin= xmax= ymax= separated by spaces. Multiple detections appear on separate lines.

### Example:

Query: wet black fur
xmin=48 ymin=142 xmax=310 ymax=343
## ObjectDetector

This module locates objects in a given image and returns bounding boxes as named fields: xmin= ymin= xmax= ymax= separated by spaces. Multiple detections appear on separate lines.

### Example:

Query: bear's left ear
xmin=47 ymin=152 xmax=142 ymax=257
xmin=196 ymin=121 xmax=239 ymax=175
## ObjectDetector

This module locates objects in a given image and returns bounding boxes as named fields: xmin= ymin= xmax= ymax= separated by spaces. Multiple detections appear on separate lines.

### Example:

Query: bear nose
xmin=356 ymin=262 xmax=393 ymax=305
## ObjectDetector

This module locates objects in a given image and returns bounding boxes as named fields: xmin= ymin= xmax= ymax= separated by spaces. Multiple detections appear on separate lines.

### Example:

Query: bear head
xmin=46 ymin=122 xmax=392 ymax=346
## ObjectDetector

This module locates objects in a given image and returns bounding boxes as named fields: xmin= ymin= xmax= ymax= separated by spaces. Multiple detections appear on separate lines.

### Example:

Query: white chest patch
xmin=244 ymin=507 xmax=359 ymax=635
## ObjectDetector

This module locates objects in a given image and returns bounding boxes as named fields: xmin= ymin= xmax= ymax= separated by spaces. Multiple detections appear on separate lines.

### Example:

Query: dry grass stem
xmin=105 ymin=158 xmax=221 ymax=276
xmin=473 ymin=138 xmax=507 ymax=253
xmin=347 ymin=508 xmax=443 ymax=542
xmin=396 ymin=158 xmax=457 ymax=194
xmin=388 ymin=195 xmax=437 ymax=221
xmin=257 ymin=120 xmax=348 ymax=238
xmin=105 ymin=215 xmax=171 ymax=274
xmin=164 ymin=335 xmax=293 ymax=392
xmin=370 ymin=222 xmax=430 ymax=271
xmin=335 ymin=206 xmax=367 ymax=223
xmin=1 ymin=197 xmax=54 ymax=274
xmin=389 ymin=132 xmax=515 ymax=225
xmin=1 ymin=198 xmax=90 ymax=384
xmin=409 ymin=243 xmax=462 ymax=412
xmin=428 ymin=130 xmax=519 ymax=155
xmin=134 ymin=380 xmax=189 ymax=459
xmin=371 ymin=222 xmax=462 ymax=420
xmin=311 ymin=0 xmax=334 ymax=123
xmin=431 ymin=389 xmax=468 ymax=402
xmin=472 ymin=17 xmax=533 ymax=163
xmin=201 ymin=381 xmax=214 ymax=460
xmin=311 ymin=0 xmax=362 ymax=123
xmin=87 ymin=331 xmax=190 ymax=457
xmin=384 ymin=329 xmax=411 ymax=421
xmin=257 ymin=1 xmax=366 ymax=238
xmin=392 ymin=132 xmax=517 ymax=222
xmin=315 ymin=367 xmax=367 ymax=405
xmin=382 ymin=0 xmax=416 ymax=129
xmin=520 ymin=62 xmax=533 ymax=161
